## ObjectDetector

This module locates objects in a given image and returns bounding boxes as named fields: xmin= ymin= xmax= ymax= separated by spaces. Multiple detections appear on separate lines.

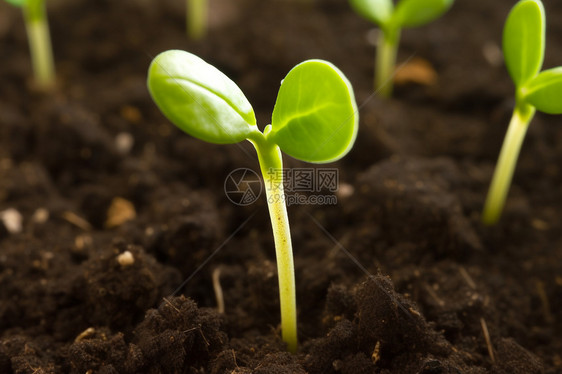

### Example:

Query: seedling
xmin=187 ymin=0 xmax=207 ymax=40
xmin=349 ymin=0 xmax=453 ymax=97
xmin=4 ymin=0 xmax=55 ymax=88
xmin=482 ymin=0 xmax=562 ymax=225
xmin=147 ymin=50 xmax=358 ymax=352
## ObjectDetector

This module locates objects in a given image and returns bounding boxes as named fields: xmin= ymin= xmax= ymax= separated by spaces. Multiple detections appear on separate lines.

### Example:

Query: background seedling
xmin=482 ymin=0 xmax=562 ymax=225
xmin=4 ymin=0 xmax=55 ymax=88
xmin=147 ymin=50 xmax=358 ymax=352
xmin=349 ymin=0 xmax=453 ymax=97
xmin=187 ymin=0 xmax=207 ymax=40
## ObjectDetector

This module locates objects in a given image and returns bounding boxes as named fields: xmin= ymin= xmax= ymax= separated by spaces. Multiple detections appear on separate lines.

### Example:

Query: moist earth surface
xmin=0 ymin=0 xmax=561 ymax=373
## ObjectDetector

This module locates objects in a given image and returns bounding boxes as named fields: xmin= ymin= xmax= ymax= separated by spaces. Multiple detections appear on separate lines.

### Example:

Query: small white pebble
xmin=115 ymin=132 xmax=134 ymax=154
xmin=0 ymin=208 xmax=23 ymax=234
xmin=117 ymin=251 xmax=135 ymax=267
xmin=32 ymin=208 xmax=49 ymax=224
xmin=366 ymin=28 xmax=381 ymax=46
xmin=482 ymin=41 xmax=503 ymax=67
xmin=336 ymin=183 xmax=355 ymax=199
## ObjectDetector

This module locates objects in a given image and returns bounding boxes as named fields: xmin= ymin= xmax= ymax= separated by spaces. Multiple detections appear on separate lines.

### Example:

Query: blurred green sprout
xmin=349 ymin=0 xmax=453 ymax=97
xmin=483 ymin=0 xmax=562 ymax=224
xmin=4 ymin=0 xmax=55 ymax=88
xmin=187 ymin=0 xmax=207 ymax=39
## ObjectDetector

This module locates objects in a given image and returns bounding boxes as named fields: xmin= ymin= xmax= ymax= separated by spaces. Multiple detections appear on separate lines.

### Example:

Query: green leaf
xmin=147 ymin=50 xmax=257 ymax=144
xmin=393 ymin=0 xmax=454 ymax=28
xmin=522 ymin=67 xmax=562 ymax=114
xmin=4 ymin=0 xmax=27 ymax=6
xmin=349 ymin=0 xmax=394 ymax=27
xmin=503 ymin=0 xmax=545 ymax=87
xmin=269 ymin=60 xmax=358 ymax=163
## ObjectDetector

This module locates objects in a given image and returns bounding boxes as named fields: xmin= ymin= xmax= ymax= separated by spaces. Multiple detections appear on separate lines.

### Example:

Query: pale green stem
xmin=23 ymin=0 xmax=55 ymax=88
xmin=482 ymin=103 xmax=535 ymax=225
xmin=248 ymin=130 xmax=297 ymax=353
xmin=187 ymin=0 xmax=207 ymax=40
xmin=375 ymin=27 xmax=400 ymax=98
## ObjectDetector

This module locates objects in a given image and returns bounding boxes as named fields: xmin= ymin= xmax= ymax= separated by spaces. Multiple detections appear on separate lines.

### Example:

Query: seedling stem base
xmin=376 ymin=29 xmax=400 ymax=98
xmin=482 ymin=103 xmax=535 ymax=225
xmin=250 ymin=133 xmax=298 ymax=353
xmin=23 ymin=0 xmax=55 ymax=88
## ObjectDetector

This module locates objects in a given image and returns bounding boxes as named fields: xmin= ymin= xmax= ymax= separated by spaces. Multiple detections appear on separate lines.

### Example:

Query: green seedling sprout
xmin=187 ymin=0 xmax=207 ymax=40
xmin=482 ymin=0 xmax=562 ymax=225
xmin=349 ymin=0 xmax=453 ymax=97
xmin=4 ymin=0 xmax=55 ymax=88
xmin=147 ymin=50 xmax=358 ymax=352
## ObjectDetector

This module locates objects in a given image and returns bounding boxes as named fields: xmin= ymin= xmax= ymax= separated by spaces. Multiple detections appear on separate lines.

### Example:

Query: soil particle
xmin=324 ymin=283 xmax=356 ymax=323
xmin=75 ymin=241 xmax=180 ymax=331
xmin=303 ymin=318 xmax=358 ymax=374
xmin=211 ymin=335 xmax=304 ymax=374
xmin=66 ymin=328 xmax=128 ymax=374
xmin=356 ymin=276 xmax=450 ymax=363
xmin=33 ymin=99 xmax=119 ymax=185
xmin=134 ymin=296 xmax=226 ymax=370
xmin=129 ymin=185 xmax=224 ymax=283
xmin=0 ymin=161 xmax=55 ymax=206
xmin=1 ymin=0 xmax=562 ymax=372
xmin=0 ymin=208 xmax=23 ymax=234
xmin=492 ymin=338 xmax=544 ymax=374
xmin=105 ymin=197 xmax=136 ymax=229
xmin=336 ymin=352 xmax=377 ymax=374
xmin=1 ymin=334 xmax=59 ymax=374
xmin=64 ymin=296 xmax=227 ymax=374
xmin=353 ymin=156 xmax=482 ymax=258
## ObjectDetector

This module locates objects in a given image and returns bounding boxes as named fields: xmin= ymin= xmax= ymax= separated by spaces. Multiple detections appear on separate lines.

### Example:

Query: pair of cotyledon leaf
xmin=481 ymin=0 xmax=562 ymax=225
xmin=504 ymin=0 xmax=562 ymax=114
xmin=148 ymin=51 xmax=358 ymax=353
xmin=349 ymin=0 xmax=454 ymax=31
xmin=348 ymin=0 xmax=562 ymax=113
xmin=148 ymin=50 xmax=358 ymax=163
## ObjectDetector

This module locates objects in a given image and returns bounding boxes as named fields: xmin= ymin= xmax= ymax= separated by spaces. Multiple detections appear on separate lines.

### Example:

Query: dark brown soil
xmin=1 ymin=0 xmax=561 ymax=373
